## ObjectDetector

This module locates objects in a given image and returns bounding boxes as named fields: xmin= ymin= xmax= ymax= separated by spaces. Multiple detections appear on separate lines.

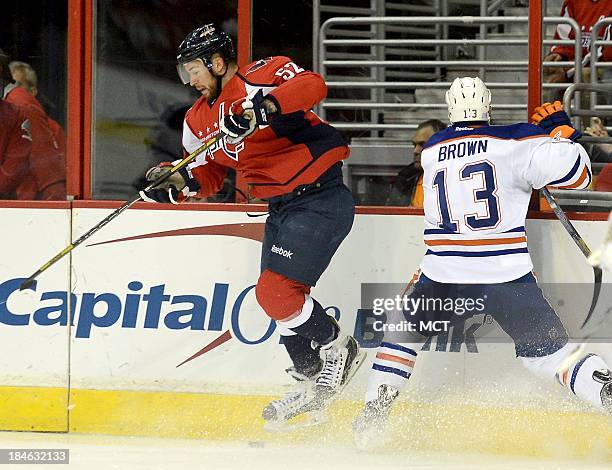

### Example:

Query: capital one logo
xmin=0 ymin=277 xmax=281 ymax=367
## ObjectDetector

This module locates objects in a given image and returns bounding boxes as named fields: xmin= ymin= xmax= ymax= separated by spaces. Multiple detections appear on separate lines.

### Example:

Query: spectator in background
xmin=10 ymin=61 xmax=67 ymax=164
xmin=585 ymin=116 xmax=612 ymax=163
xmin=0 ymin=48 xmax=31 ymax=199
xmin=386 ymin=119 xmax=446 ymax=208
xmin=585 ymin=116 xmax=612 ymax=191
xmin=543 ymin=0 xmax=612 ymax=101
xmin=595 ymin=163 xmax=612 ymax=191
xmin=5 ymin=60 xmax=65 ymax=200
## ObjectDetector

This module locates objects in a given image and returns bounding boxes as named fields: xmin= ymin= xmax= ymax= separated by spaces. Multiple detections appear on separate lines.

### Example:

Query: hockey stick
xmin=541 ymin=188 xmax=603 ymax=329
xmin=19 ymin=133 xmax=224 ymax=291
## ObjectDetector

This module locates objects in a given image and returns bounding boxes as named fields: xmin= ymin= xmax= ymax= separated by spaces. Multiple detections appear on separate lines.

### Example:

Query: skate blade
xmin=263 ymin=411 xmax=328 ymax=432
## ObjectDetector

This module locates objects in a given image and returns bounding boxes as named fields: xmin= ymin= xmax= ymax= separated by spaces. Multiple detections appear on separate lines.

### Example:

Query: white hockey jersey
xmin=419 ymin=123 xmax=591 ymax=283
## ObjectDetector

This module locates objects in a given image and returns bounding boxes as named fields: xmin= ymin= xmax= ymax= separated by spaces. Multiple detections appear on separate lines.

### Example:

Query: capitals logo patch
xmin=246 ymin=58 xmax=272 ymax=75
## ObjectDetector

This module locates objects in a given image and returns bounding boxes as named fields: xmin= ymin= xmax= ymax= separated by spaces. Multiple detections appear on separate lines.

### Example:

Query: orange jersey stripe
xmin=402 ymin=269 xmax=421 ymax=296
xmin=376 ymin=352 xmax=415 ymax=367
xmin=425 ymin=236 xmax=527 ymax=247
xmin=555 ymin=166 xmax=589 ymax=189
xmin=561 ymin=369 xmax=570 ymax=386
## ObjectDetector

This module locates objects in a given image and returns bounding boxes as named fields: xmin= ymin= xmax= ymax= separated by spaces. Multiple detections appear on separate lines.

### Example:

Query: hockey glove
xmin=240 ymin=89 xmax=276 ymax=127
xmin=220 ymin=112 xmax=256 ymax=144
xmin=139 ymin=161 xmax=200 ymax=204
xmin=530 ymin=101 xmax=582 ymax=141
xmin=221 ymin=89 xmax=276 ymax=144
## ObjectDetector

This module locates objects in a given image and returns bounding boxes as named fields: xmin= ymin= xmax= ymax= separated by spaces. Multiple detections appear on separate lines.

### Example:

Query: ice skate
xmin=352 ymin=384 xmax=399 ymax=450
xmin=594 ymin=368 xmax=612 ymax=413
xmin=262 ymin=367 xmax=327 ymax=431
xmin=314 ymin=331 xmax=365 ymax=400
xmin=292 ymin=330 xmax=366 ymax=418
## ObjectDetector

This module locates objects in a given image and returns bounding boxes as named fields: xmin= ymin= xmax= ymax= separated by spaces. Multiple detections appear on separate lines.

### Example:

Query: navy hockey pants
xmin=401 ymin=272 xmax=568 ymax=358
xmin=260 ymin=163 xmax=355 ymax=287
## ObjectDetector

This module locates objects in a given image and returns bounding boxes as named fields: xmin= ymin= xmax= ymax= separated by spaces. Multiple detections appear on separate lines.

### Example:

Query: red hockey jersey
xmin=0 ymin=100 xmax=31 ymax=198
xmin=182 ymin=56 xmax=349 ymax=199
xmin=551 ymin=0 xmax=612 ymax=63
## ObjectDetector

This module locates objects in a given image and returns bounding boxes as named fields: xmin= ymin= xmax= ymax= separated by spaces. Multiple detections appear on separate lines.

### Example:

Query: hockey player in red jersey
xmin=0 ymin=49 xmax=31 ymax=199
xmin=140 ymin=24 xmax=364 ymax=427
xmin=549 ymin=0 xmax=611 ymax=66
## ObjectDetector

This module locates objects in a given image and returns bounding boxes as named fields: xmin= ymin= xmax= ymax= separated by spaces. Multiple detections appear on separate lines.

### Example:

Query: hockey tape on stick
xmin=542 ymin=188 xmax=602 ymax=329
xmin=19 ymin=133 xmax=224 ymax=291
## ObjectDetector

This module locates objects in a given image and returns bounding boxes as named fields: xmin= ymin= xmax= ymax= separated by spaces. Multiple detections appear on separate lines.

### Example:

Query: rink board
xmin=0 ymin=204 xmax=610 ymax=458
xmin=0 ymin=205 xmax=71 ymax=432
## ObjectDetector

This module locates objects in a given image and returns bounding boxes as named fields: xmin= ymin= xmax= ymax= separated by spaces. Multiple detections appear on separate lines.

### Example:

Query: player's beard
xmin=200 ymin=81 xmax=218 ymax=100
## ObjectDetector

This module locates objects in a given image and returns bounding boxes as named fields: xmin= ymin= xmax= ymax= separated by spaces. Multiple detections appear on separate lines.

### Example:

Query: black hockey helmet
xmin=176 ymin=24 xmax=235 ymax=83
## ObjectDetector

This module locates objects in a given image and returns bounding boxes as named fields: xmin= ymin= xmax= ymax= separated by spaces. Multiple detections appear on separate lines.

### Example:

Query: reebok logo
xmin=271 ymin=244 xmax=293 ymax=259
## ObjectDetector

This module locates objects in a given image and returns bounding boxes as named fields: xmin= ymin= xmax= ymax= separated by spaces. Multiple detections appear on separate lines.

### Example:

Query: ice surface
xmin=0 ymin=431 xmax=609 ymax=470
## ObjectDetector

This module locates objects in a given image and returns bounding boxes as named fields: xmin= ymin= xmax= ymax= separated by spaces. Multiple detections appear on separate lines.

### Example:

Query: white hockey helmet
xmin=445 ymin=77 xmax=491 ymax=125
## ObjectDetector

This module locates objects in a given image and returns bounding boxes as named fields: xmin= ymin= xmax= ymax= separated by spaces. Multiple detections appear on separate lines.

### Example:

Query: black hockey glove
xmin=221 ymin=113 xmax=255 ymax=144
xmin=139 ymin=162 xmax=200 ymax=204
xmin=530 ymin=101 xmax=582 ymax=141
xmin=221 ymin=89 xmax=276 ymax=143
xmin=243 ymin=89 xmax=275 ymax=126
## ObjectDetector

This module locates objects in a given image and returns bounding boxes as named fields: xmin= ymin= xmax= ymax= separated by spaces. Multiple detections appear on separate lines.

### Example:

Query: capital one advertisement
xmin=0 ymin=205 xmax=609 ymax=406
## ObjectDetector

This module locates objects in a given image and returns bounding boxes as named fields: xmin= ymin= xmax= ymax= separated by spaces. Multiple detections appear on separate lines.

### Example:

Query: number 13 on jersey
xmin=432 ymin=160 xmax=501 ymax=231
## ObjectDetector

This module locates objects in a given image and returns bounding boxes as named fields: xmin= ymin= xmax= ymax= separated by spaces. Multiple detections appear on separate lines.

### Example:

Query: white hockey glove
xmin=139 ymin=161 xmax=200 ymax=204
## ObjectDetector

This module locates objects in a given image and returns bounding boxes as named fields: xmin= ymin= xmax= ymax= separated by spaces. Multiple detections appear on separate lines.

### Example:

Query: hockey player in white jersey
xmin=353 ymin=77 xmax=612 ymax=446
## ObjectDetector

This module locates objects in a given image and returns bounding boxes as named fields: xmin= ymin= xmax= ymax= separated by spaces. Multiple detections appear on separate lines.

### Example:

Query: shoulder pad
xmin=241 ymin=56 xmax=294 ymax=78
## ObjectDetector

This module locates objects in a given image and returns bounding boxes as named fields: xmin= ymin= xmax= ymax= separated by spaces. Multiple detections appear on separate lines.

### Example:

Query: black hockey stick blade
xmin=19 ymin=134 xmax=223 ymax=290
xmin=580 ymin=266 xmax=603 ymax=330
xmin=541 ymin=188 xmax=602 ymax=330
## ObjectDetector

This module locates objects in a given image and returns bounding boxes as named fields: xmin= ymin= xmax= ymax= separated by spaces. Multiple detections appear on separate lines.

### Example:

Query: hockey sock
xmin=559 ymin=353 xmax=610 ymax=410
xmin=279 ymin=333 xmax=322 ymax=378
xmin=277 ymin=295 xmax=337 ymax=345
xmin=365 ymin=342 xmax=419 ymax=402
xmin=521 ymin=344 xmax=611 ymax=410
